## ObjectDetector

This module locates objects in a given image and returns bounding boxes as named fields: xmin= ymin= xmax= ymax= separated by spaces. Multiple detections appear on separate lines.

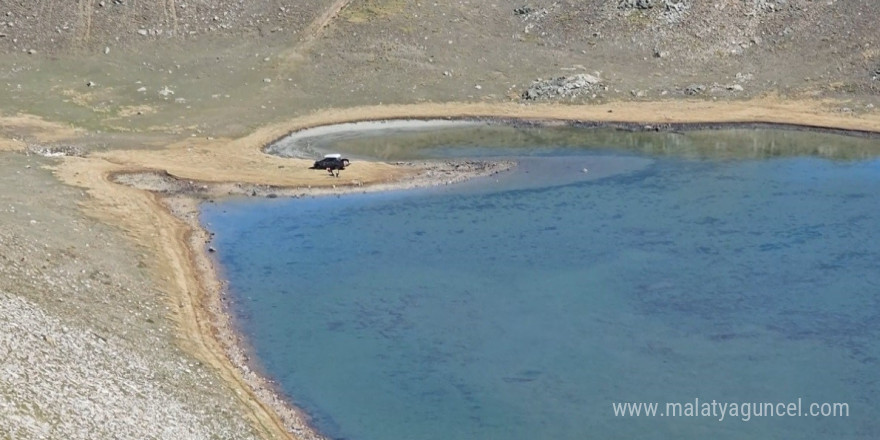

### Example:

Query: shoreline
xmin=37 ymin=99 xmax=880 ymax=440
xmin=168 ymin=194 xmax=326 ymax=440
xmin=250 ymin=99 xmax=880 ymax=159
xmin=113 ymin=158 xmax=516 ymax=440
xmin=263 ymin=118 xmax=486 ymax=159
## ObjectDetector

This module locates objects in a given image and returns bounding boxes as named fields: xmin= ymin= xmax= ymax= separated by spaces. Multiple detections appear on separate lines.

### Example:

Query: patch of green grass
xmin=625 ymin=9 xmax=653 ymax=28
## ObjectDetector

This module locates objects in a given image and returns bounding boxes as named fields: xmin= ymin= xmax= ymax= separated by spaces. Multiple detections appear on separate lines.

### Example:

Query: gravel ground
xmin=0 ymin=153 xmax=259 ymax=440
xmin=0 ymin=291 xmax=256 ymax=440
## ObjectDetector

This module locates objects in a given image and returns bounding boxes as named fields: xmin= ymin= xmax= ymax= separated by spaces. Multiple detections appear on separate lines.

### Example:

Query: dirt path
xmin=302 ymin=0 xmax=352 ymax=48
xmin=166 ymin=0 xmax=179 ymax=36
xmin=282 ymin=0 xmax=352 ymax=63
xmin=285 ymin=98 xmax=880 ymax=133
xmin=75 ymin=0 xmax=94 ymax=46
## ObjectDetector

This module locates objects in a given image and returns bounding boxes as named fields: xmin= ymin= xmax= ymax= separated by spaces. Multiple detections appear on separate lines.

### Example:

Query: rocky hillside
xmin=2 ymin=1 xmax=877 ymax=82
xmin=303 ymin=0 xmax=879 ymax=104
xmin=0 ymin=0 xmax=877 ymax=137
xmin=0 ymin=0 xmax=333 ymax=51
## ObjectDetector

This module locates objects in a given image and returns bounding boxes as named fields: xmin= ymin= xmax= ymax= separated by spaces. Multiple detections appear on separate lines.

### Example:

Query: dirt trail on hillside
xmin=282 ymin=0 xmax=351 ymax=63
xmin=301 ymin=0 xmax=351 ymax=49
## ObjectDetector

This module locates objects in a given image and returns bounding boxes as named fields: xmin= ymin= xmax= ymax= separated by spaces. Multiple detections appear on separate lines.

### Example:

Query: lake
xmin=203 ymin=124 xmax=880 ymax=440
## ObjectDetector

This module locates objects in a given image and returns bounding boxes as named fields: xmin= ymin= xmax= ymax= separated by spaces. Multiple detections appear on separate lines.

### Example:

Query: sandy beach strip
xmin=32 ymin=98 xmax=880 ymax=440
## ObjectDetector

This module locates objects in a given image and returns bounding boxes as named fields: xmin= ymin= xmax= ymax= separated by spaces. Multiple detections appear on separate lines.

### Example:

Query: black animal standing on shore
xmin=311 ymin=157 xmax=350 ymax=177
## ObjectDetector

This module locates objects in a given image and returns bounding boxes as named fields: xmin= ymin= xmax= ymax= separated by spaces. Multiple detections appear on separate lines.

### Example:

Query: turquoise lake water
xmin=203 ymin=128 xmax=880 ymax=440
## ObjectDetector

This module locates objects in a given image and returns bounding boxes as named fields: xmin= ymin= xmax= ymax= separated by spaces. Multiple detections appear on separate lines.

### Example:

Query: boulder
xmin=522 ymin=73 xmax=602 ymax=100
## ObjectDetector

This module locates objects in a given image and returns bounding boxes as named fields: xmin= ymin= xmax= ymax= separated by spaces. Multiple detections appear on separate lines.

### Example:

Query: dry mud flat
xmin=113 ymin=159 xmax=515 ymax=199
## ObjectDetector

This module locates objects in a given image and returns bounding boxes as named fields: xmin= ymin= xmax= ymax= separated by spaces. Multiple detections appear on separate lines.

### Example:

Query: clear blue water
xmin=203 ymin=139 xmax=880 ymax=440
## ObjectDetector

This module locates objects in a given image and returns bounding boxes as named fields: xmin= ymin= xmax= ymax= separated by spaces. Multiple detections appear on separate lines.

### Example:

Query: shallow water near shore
xmin=203 ymin=128 xmax=880 ymax=440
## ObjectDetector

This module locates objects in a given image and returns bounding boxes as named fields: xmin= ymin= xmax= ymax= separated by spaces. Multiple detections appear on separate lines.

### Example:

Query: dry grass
xmin=340 ymin=0 xmax=407 ymax=23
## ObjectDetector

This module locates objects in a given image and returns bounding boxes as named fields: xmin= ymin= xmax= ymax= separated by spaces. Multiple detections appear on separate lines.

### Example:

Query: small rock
xmin=86 ymin=81 xmax=96 ymax=87
xmin=137 ymin=29 xmax=148 ymax=36
xmin=262 ymin=78 xmax=271 ymax=83
xmin=104 ymin=46 xmax=110 ymax=55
